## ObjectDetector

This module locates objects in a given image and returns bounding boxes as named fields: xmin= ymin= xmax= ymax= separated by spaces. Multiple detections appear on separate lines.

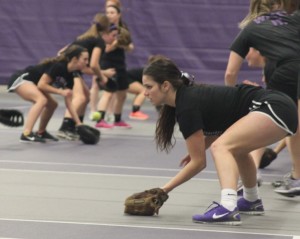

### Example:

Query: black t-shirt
xmin=21 ymin=63 xmax=52 ymax=84
xmin=100 ymin=47 xmax=126 ymax=70
xmin=8 ymin=61 xmax=78 ymax=90
xmin=230 ymin=11 xmax=300 ymax=62
xmin=230 ymin=10 xmax=300 ymax=98
xmin=45 ymin=61 xmax=77 ymax=89
xmin=175 ymin=84 xmax=269 ymax=139
xmin=72 ymin=36 xmax=105 ymax=63
xmin=263 ymin=61 xmax=276 ymax=84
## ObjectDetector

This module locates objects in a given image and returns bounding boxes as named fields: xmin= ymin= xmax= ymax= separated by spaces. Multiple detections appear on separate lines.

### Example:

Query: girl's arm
xmin=224 ymin=51 xmax=244 ymax=86
xmin=57 ymin=44 xmax=70 ymax=56
xmin=38 ymin=73 xmax=63 ymax=95
xmin=38 ymin=74 xmax=82 ymax=125
xmin=63 ymin=86 xmax=82 ymax=126
xmin=162 ymin=130 xmax=207 ymax=193
xmin=89 ymin=47 xmax=108 ymax=85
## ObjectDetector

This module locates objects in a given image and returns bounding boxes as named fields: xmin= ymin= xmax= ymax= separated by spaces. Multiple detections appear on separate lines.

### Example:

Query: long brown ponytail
xmin=143 ymin=56 xmax=194 ymax=153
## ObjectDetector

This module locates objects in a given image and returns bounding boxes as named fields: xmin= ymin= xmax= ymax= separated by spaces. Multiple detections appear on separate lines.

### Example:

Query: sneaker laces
xmin=204 ymin=201 xmax=221 ymax=213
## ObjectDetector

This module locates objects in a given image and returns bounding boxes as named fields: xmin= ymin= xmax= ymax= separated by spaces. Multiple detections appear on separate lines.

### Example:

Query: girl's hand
xmin=242 ymin=79 xmax=260 ymax=86
xmin=103 ymin=68 xmax=116 ymax=78
xmin=60 ymin=88 xmax=73 ymax=98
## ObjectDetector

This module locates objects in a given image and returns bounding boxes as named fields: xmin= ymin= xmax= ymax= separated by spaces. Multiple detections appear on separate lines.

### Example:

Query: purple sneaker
xmin=237 ymin=197 xmax=264 ymax=215
xmin=274 ymin=176 xmax=300 ymax=197
xmin=193 ymin=202 xmax=241 ymax=225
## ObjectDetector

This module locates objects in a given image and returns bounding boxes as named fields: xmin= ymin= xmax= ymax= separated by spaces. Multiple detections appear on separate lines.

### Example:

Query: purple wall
xmin=0 ymin=0 xmax=261 ymax=86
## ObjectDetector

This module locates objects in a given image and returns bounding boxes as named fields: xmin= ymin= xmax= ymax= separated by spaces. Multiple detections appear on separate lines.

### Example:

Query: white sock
xmin=220 ymin=189 xmax=237 ymax=211
xmin=243 ymin=186 xmax=259 ymax=202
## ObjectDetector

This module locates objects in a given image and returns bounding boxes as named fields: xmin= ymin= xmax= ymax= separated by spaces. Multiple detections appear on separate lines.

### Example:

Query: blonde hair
xmin=77 ymin=13 xmax=110 ymax=40
xmin=239 ymin=0 xmax=299 ymax=29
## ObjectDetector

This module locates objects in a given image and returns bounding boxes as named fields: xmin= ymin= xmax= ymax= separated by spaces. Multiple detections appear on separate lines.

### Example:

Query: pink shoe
xmin=129 ymin=111 xmax=149 ymax=120
xmin=113 ymin=120 xmax=132 ymax=129
xmin=95 ymin=120 xmax=114 ymax=129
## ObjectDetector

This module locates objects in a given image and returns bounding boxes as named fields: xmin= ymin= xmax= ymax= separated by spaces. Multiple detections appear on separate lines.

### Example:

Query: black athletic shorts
xmin=250 ymin=90 xmax=298 ymax=135
xmin=127 ymin=67 xmax=143 ymax=84
xmin=267 ymin=81 xmax=298 ymax=104
xmin=104 ymin=68 xmax=129 ymax=92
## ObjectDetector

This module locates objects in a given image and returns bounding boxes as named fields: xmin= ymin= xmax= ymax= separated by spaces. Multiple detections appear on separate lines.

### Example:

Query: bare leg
xmin=251 ymin=148 xmax=266 ymax=169
xmin=211 ymin=113 xmax=287 ymax=192
xmin=107 ymin=93 xmax=116 ymax=117
xmin=38 ymin=93 xmax=58 ymax=132
xmin=97 ymin=91 xmax=113 ymax=112
xmin=64 ymin=77 xmax=90 ymax=118
xmin=15 ymin=83 xmax=47 ymax=134
xmin=89 ymin=76 xmax=100 ymax=113
xmin=114 ymin=90 xmax=127 ymax=115
xmin=273 ymin=138 xmax=287 ymax=154
xmin=128 ymin=82 xmax=146 ymax=107
xmin=276 ymin=101 xmax=300 ymax=178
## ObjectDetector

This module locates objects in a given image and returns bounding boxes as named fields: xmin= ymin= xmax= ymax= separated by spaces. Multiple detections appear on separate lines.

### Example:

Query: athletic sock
xmin=59 ymin=117 xmax=75 ymax=131
xmin=243 ymin=185 xmax=259 ymax=202
xmin=23 ymin=130 xmax=31 ymax=136
xmin=220 ymin=188 xmax=237 ymax=211
xmin=132 ymin=105 xmax=140 ymax=113
xmin=114 ymin=114 xmax=121 ymax=122
xmin=97 ymin=111 xmax=105 ymax=122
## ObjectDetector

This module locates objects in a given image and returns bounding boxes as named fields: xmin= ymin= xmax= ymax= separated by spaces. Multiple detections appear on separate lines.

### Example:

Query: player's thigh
xmin=216 ymin=112 xmax=287 ymax=153
xmin=16 ymin=82 xmax=46 ymax=103
xmin=128 ymin=81 xmax=144 ymax=95
xmin=72 ymin=77 xmax=86 ymax=96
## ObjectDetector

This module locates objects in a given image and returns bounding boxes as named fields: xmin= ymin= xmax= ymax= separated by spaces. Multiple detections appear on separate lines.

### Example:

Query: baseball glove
xmin=124 ymin=188 xmax=169 ymax=216
xmin=76 ymin=124 xmax=100 ymax=145
xmin=0 ymin=109 xmax=24 ymax=127
xmin=259 ymin=148 xmax=277 ymax=169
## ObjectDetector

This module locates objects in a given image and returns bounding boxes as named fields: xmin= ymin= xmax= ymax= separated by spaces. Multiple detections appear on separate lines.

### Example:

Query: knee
xmin=210 ymin=141 xmax=226 ymax=156
xmin=210 ymin=140 xmax=235 ymax=156
xmin=38 ymin=96 xmax=48 ymax=108
xmin=211 ymin=140 xmax=246 ymax=159
xmin=76 ymin=94 xmax=89 ymax=106
xmin=48 ymin=100 xmax=58 ymax=110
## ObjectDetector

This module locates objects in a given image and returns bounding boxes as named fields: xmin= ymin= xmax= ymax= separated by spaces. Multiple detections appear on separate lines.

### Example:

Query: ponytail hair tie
xmin=180 ymin=71 xmax=195 ymax=86
xmin=109 ymin=24 xmax=118 ymax=32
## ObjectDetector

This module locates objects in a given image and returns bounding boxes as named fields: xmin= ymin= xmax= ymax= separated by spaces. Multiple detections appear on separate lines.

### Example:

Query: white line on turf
xmin=0 ymin=218 xmax=295 ymax=238
xmin=0 ymin=168 xmax=218 ymax=181
xmin=0 ymin=160 xmax=285 ymax=179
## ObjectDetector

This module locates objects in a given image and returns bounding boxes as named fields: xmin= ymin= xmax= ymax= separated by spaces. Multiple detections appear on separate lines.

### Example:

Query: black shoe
xmin=20 ymin=132 xmax=46 ymax=143
xmin=37 ymin=131 xmax=59 ymax=141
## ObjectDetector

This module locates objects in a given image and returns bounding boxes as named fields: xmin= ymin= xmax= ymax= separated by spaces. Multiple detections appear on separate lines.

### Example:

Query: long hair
xmin=77 ymin=13 xmax=110 ymax=40
xmin=39 ymin=45 xmax=88 ymax=65
xmin=239 ymin=0 xmax=298 ymax=29
xmin=106 ymin=5 xmax=128 ymax=29
xmin=143 ymin=56 xmax=194 ymax=153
